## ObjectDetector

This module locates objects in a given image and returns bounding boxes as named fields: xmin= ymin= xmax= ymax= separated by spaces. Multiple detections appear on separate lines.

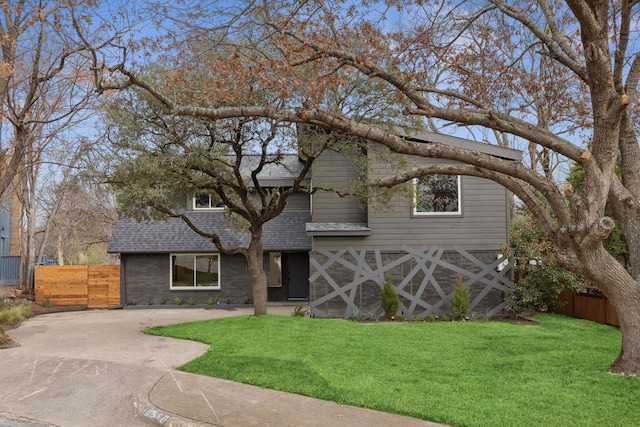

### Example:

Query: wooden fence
xmin=35 ymin=265 xmax=120 ymax=308
xmin=553 ymin=288 xmax=619 ymax=326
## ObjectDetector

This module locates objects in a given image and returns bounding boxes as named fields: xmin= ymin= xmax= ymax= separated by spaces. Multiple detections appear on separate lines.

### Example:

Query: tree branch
xmin=490 ymin=0 xmax=587 ymax=81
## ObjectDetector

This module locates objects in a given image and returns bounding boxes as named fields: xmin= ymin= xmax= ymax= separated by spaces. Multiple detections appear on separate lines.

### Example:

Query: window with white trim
xmin=193 ymin=192 xmax=224 ymax=210
xmin=413 ymin=174 xmax=461 ymax=215
xmin=170 ymin=254 xmax=220 ymax=289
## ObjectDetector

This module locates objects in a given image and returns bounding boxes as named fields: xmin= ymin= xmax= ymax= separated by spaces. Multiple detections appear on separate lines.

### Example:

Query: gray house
xmin=308 ymin=133 xmax=521 ymax=318
xmin=108 ymin=132 xmax=521 ymax=317
xmin=108 ymin=155 xmax=312 ymax=306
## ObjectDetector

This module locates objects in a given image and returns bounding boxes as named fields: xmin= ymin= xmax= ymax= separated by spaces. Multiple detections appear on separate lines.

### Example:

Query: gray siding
xmin=367 ymin=175 xmax=507 ymax=250
xmin=312 ymin=150 xmax=367 ymax=222
xmin=282 ymin=192 xmax=310 ymax=212
xmin=311 ymin=152 xmax=509 ymax=252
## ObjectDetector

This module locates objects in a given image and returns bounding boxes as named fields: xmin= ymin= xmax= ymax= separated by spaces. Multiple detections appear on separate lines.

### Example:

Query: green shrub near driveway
xmin=145 ymin=314 xmax=640 ymax=427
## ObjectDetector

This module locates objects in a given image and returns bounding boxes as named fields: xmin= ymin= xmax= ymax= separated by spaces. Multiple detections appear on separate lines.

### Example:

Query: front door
xmin=283 ymin=252 xmax=309 ymax=300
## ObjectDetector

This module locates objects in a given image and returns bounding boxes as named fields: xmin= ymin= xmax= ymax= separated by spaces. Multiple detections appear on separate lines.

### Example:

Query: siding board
xmin=312 ymin=150 xmax=366 ymax=222
xmin=312 ymin=150 xmax=509 ymax=252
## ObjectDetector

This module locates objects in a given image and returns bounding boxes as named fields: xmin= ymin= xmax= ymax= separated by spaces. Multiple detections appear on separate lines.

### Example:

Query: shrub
xmin=0 ymin=302 xmax=32 ymax=324
xmin=42 ymin=295 xmax=53 ymax=308
xmin=175 ymin=297 xmax=184 ymax=305
xmin=291 ymin=304 xmax=308 ymax=317
xmin=507 ymin=211 xmax=587 ymax=313
xmin=207 ymin=296 xmax=218 ymax=305
xmin=451 ymin=275 xmax=470 ymax=320
xmin=380 ymin=276 xmax=399 ymax=320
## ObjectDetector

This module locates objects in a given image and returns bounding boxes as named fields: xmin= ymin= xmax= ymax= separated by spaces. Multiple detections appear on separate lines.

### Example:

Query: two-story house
xmin=108 ymin=155 xmax=312 ymax=306
xmin=308 ymin=133 xmax=521 ymax=318
xmin=108 ymin=132 xmax=521 ymax=318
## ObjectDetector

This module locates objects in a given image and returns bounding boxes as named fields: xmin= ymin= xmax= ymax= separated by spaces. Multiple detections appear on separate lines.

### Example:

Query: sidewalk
xmin=137 ymin=369 xmax=448 ymax=427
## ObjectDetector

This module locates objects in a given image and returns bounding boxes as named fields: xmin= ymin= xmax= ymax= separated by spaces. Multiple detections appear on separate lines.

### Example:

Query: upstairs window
xmin=414 ymin=174 xmax=461 ymax=215
xmin=193 ymin=192 xmax=224 ymax=210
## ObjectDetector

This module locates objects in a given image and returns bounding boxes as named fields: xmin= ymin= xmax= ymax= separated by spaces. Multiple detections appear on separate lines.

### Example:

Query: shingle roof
xmin=108 ymin=211 xmax=311 ymax=253
xmin=242 ymin=155 xmax=310 ymax=186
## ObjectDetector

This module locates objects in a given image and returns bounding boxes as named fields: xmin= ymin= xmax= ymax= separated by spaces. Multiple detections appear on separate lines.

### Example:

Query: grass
xmin=0 ymin=301 xmax=32 ymax=324
xmin=144 ymin=314 xmax=640 ymax=427
xmin=0 ymin=301 xmax=32 ymax=338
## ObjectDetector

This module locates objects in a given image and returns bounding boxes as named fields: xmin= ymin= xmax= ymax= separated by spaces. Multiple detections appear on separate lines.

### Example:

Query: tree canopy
xmin=77 ymin=0 xmax=640 ymax=375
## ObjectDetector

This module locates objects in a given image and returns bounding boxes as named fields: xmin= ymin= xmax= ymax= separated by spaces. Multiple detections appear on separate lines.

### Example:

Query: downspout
xmin=115 ymin=253 xmax=126 ymax=309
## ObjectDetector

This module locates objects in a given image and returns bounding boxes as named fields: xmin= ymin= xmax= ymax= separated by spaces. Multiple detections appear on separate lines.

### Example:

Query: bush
xmin=42 ymin=295 xmax=53 ymax=308
xmin=0 ymin=302 xmax=32 ymax=324
xmin=451 ymin=275 xmax=470 ymax=320
xmin=506 ymin=211 xmax=587 ymax=313
xmin=380 ymin=276 xmax=399 ymax=320
xmin=291 ymin=304 xmax=307 ymax=317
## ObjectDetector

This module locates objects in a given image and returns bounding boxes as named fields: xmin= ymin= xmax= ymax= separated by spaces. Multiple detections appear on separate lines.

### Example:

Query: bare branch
xmin=491 ymin=0 xmax=587 ymax=81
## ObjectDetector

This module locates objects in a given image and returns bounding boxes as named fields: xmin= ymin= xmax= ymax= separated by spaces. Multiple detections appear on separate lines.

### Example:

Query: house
xmin=108 ymin=132 xmax=521 ymax=317
xmin=108 ymin=155 xmax=313 ymax=306
xmin=307 ymin=132 xmax=521 ymax=319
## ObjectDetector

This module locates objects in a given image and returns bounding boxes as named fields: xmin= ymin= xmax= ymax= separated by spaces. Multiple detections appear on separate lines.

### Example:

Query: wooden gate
xmin=35 ymin=265 xmax=120 ymax=308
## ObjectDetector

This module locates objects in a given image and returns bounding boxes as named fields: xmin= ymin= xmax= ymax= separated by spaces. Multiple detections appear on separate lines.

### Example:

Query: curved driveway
xmin=0 ymin=307 xmax=274 ymax=426
xmin=1 ymin=307 xmax=447 ymax=427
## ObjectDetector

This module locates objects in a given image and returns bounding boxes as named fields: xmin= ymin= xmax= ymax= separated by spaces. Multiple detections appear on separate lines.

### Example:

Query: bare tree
xmin=81 ymin=1 xmax=640 ymax=375
xmin=0 ymin=0 xmax=100 ymax=287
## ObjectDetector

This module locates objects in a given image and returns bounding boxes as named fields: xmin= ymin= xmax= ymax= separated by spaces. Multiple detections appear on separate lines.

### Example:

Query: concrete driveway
xmin=1 ymin=307 xmax=448 ymax=427
xmin=0 ymin=307 xmax=277 ymax=426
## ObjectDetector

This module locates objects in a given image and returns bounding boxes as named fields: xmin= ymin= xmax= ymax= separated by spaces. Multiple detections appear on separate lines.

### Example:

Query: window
xmin=171 ymin=254 xmax=220 ymax=289
xmin=414 ymin=174 xmax=461 ymax=215
xmin=193 ymin=192 xmax=224 ymax=210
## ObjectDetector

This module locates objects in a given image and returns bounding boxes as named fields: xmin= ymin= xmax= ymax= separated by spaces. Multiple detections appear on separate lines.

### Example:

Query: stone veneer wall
xmin=309 ymin=246 xmax=512 ymax=319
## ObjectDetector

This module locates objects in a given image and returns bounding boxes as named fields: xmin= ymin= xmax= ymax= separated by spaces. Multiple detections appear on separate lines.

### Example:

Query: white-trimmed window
xmin=193 ymin=192 xmax=224 ymax=210
xmin=170 ymin=254 xmax=220 ymax=289
xmin=413 ymin=174 xmax=461 ymax=215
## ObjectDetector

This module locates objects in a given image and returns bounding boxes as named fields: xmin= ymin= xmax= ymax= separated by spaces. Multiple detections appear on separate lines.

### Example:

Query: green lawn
xmin=144 ymin=314 xmax=640 ymax=427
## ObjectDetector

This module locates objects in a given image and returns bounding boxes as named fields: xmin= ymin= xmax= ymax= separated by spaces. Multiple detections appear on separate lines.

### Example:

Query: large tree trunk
xmin=246 ymin=228 xmax=268 ymax=316
xmin=569 ymin=244 xmax=640 ymax=376
xmin=607 ymin=284 xmax=640 ymax=375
